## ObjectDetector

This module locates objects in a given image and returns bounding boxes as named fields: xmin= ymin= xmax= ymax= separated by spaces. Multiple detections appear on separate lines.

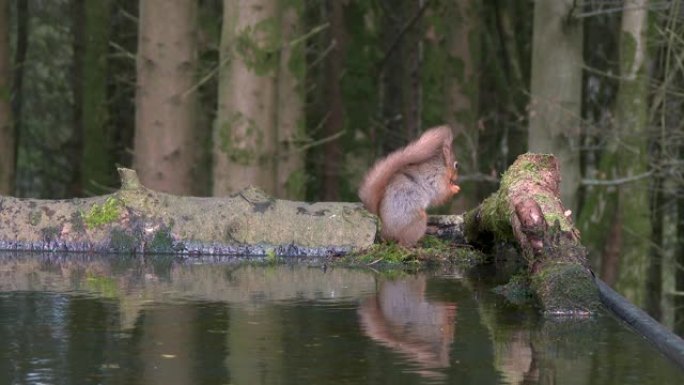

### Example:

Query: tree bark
xmin=134 ymin=0 xmax=198 ymax=195
xmin=80 ymin=0 xmax=115 ymax=195
xmin=527 ymin=0 xmax=583 ymax=212
xmin=320 ymin=0 xmax=345 ymax=201
xmin=378 ymin=0 xmax=424 ymax=152
xmin=275 ymin=0 xmax=306 ymax=199
xmin=442 ymin=0 xmax=480 ymax=212
xmin=578 ymin=0 xmax=651 ymax=305
xmin=11 ymin=0 xmax=28 ymax=191
xmin=0 ymin=0 xmax=14 ymax=195
xmin=213 ymin=0 xmax=278 ymax=196
xmin=0 ymin=168 xmax=376 ymax=256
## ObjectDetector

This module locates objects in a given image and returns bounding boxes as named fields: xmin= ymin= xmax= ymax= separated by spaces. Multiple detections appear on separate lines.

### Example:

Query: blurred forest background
xmin=0 ymin=0 xmax=683 ymax=331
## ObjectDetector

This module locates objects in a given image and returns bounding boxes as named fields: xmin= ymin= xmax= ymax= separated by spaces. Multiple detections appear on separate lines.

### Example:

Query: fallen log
xmin=0 ymin=154 xmax=599 ymax=315
xmin=0 ymin=168 xmax=377 ymax=257
xmin=463 ymin=153 xmax=599 ymax=315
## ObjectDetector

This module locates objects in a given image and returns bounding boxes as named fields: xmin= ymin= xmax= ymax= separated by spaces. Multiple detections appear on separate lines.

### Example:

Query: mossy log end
xmin=0 ymin=168 xmax=377 ymax=257
xmin=464 ymin=153 xmax=600 ymax=315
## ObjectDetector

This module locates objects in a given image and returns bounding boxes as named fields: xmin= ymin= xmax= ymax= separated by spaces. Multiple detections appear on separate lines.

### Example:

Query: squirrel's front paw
xmin=450 ymin=184 xmax=461 ymax=194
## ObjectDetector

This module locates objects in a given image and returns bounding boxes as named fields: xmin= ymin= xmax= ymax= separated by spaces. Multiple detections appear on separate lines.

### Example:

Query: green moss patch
xmin=84 ymin=197 xmax=123 ymax=229
xmin=346 ymin=236 xmax=486 ymax=267
xmin=532 ymin=262 xmax=600 ymax=314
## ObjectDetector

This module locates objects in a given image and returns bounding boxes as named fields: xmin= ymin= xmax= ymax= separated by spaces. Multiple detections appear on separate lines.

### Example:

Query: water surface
xmin=0 ymin=253 xmax=682 ymax=385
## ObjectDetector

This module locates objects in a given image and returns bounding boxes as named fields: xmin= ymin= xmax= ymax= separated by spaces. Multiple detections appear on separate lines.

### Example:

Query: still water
xmin=0 ymin=253 xmax=682 ymax=385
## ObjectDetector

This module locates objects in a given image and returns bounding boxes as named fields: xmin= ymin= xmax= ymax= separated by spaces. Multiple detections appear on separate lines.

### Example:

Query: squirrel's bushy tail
xmin=358 ymin=126 xmax=453 ymax=214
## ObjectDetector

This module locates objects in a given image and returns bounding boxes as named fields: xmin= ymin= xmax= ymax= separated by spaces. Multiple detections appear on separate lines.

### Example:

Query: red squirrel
xmin=358 ymin=126 xmax=461 ymax=246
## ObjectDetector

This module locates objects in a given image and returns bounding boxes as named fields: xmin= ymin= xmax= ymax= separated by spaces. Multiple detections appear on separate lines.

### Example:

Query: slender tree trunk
xmin=80 ymin=0 xmax=115 ymax=195
xmin=275 ymin=1 xmax=305 ymax=199
xmin=379 ymin=0 xmax=424 ymax=152
xmin=12 ymin=0 xmax=28 ymax=191
xmin=71 ymin=0 xmax=85 ymax=197
xmin=321 ymin=0 xmax=345 ymax=200
xmin=213 ymin=0 xmax=279 ymax=196
xmin=134 ymin=0 xmax=198 ymax=195
xmin=580 ymin=0 xmax=651 ymax=304
xmin=645 ymin=173 xmax=663 ymax=320
xmin=0 ymin=0 xmax=14 ymax=195
xmin=613 ymin=0 xmax=652 ymax=304
xmin=527 ymin=0 xmax=583 ymax=212
xmin=676 ymin=180 xmax=684 ymax=335
xmin=403 ymin=0 xmax=422 ymax=140
xmin=444 ymin=0 xmax=480 ymax=212
xmin=109 ymin=0 xmax=138 ymax=169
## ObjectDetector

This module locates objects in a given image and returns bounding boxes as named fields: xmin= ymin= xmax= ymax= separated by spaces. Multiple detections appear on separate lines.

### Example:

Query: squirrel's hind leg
xmin=393 ymin=210 xmax=428 ymax=247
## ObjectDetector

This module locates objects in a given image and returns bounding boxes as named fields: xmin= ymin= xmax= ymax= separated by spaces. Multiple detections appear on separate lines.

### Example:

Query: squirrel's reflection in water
xmin=358 ymin=275 xmax=456 ymax=380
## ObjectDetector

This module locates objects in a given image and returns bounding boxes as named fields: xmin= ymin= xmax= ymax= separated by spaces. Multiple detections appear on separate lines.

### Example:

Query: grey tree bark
xmin=527 ymin=0 xmax=583 ymax=212
xmin=134 ymin=0 xmax=199 ymax=195
xmin=213 ymin=0 xmax=278 ymax=196
xmin=0 ymin=0 xmax=14 ymax=195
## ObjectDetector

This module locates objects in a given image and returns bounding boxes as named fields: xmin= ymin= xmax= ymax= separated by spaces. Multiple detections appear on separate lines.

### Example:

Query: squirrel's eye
xmin=453 ymin=161 xmax=459 ymax=170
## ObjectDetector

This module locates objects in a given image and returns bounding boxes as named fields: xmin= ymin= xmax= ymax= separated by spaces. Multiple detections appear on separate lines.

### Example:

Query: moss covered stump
xmin=465 ymin=153 xmax=600 ymax=315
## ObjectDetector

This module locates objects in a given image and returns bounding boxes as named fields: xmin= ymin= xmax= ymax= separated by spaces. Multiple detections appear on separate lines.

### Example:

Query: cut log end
xmin=117 ymin=168 xmax=142 ymax=191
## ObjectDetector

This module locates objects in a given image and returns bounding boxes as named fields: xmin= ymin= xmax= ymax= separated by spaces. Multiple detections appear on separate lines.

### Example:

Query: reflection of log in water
xmin=358 ymin=276 xmax=456 ymax=379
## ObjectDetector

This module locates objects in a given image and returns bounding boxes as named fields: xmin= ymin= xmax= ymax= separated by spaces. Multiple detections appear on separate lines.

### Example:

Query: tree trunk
xmin=71 ymin=0 xmax=85 ymax=197
xmin=442 ymin=0 xmax=480 ymax=212
xmin=275 ymin=0 xmax=306 ymax=199
xmin=320 ymin=0 xmax=345 ymax=201
xmin=527 ymin=0 xmax=583 ymax=212
xmin=676 ymin=184 xmax=684 ymax=335
xmin=578 ymin=0 xmax=651 ymax=305
xmin=612 ymin=0 xmax=652 ymax=304
xmin=213 ymin=0 xmax=278 ymax=196
xmin=0 ymin=0 xmax=14 ymax=195
xmin=378 ymin=0 xmax=424 ymax=152
xmin=80 ymin=0 xmax=115 ymax=195
xmin=645 ymin=173 xmax=664 ymax=320
xmin=11 ymin=0 xmax=28 ymax=192
xmin=134 ymin=0 xmax=198 ymax=195
xmin=109 ymin=0 xmax=138 ymax=170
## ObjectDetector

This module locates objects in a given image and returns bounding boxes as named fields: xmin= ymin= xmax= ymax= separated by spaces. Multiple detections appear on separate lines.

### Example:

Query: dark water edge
xmin=0 ymin=252 xmax=682 ymax=385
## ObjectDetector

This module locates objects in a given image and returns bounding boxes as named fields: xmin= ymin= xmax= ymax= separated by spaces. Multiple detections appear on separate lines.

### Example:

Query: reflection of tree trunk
xmin=358 ymin=276 xmax=456 ymax=379
xmin=227 ymin=308 xmax=282 ymax=385
xmin=0 ymin=0 xmax=14 ymax=195
xmin=140 ymin=307 xmax=194 ymax=385
xmin=321 ymin=0 xmax=345 ymax=201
